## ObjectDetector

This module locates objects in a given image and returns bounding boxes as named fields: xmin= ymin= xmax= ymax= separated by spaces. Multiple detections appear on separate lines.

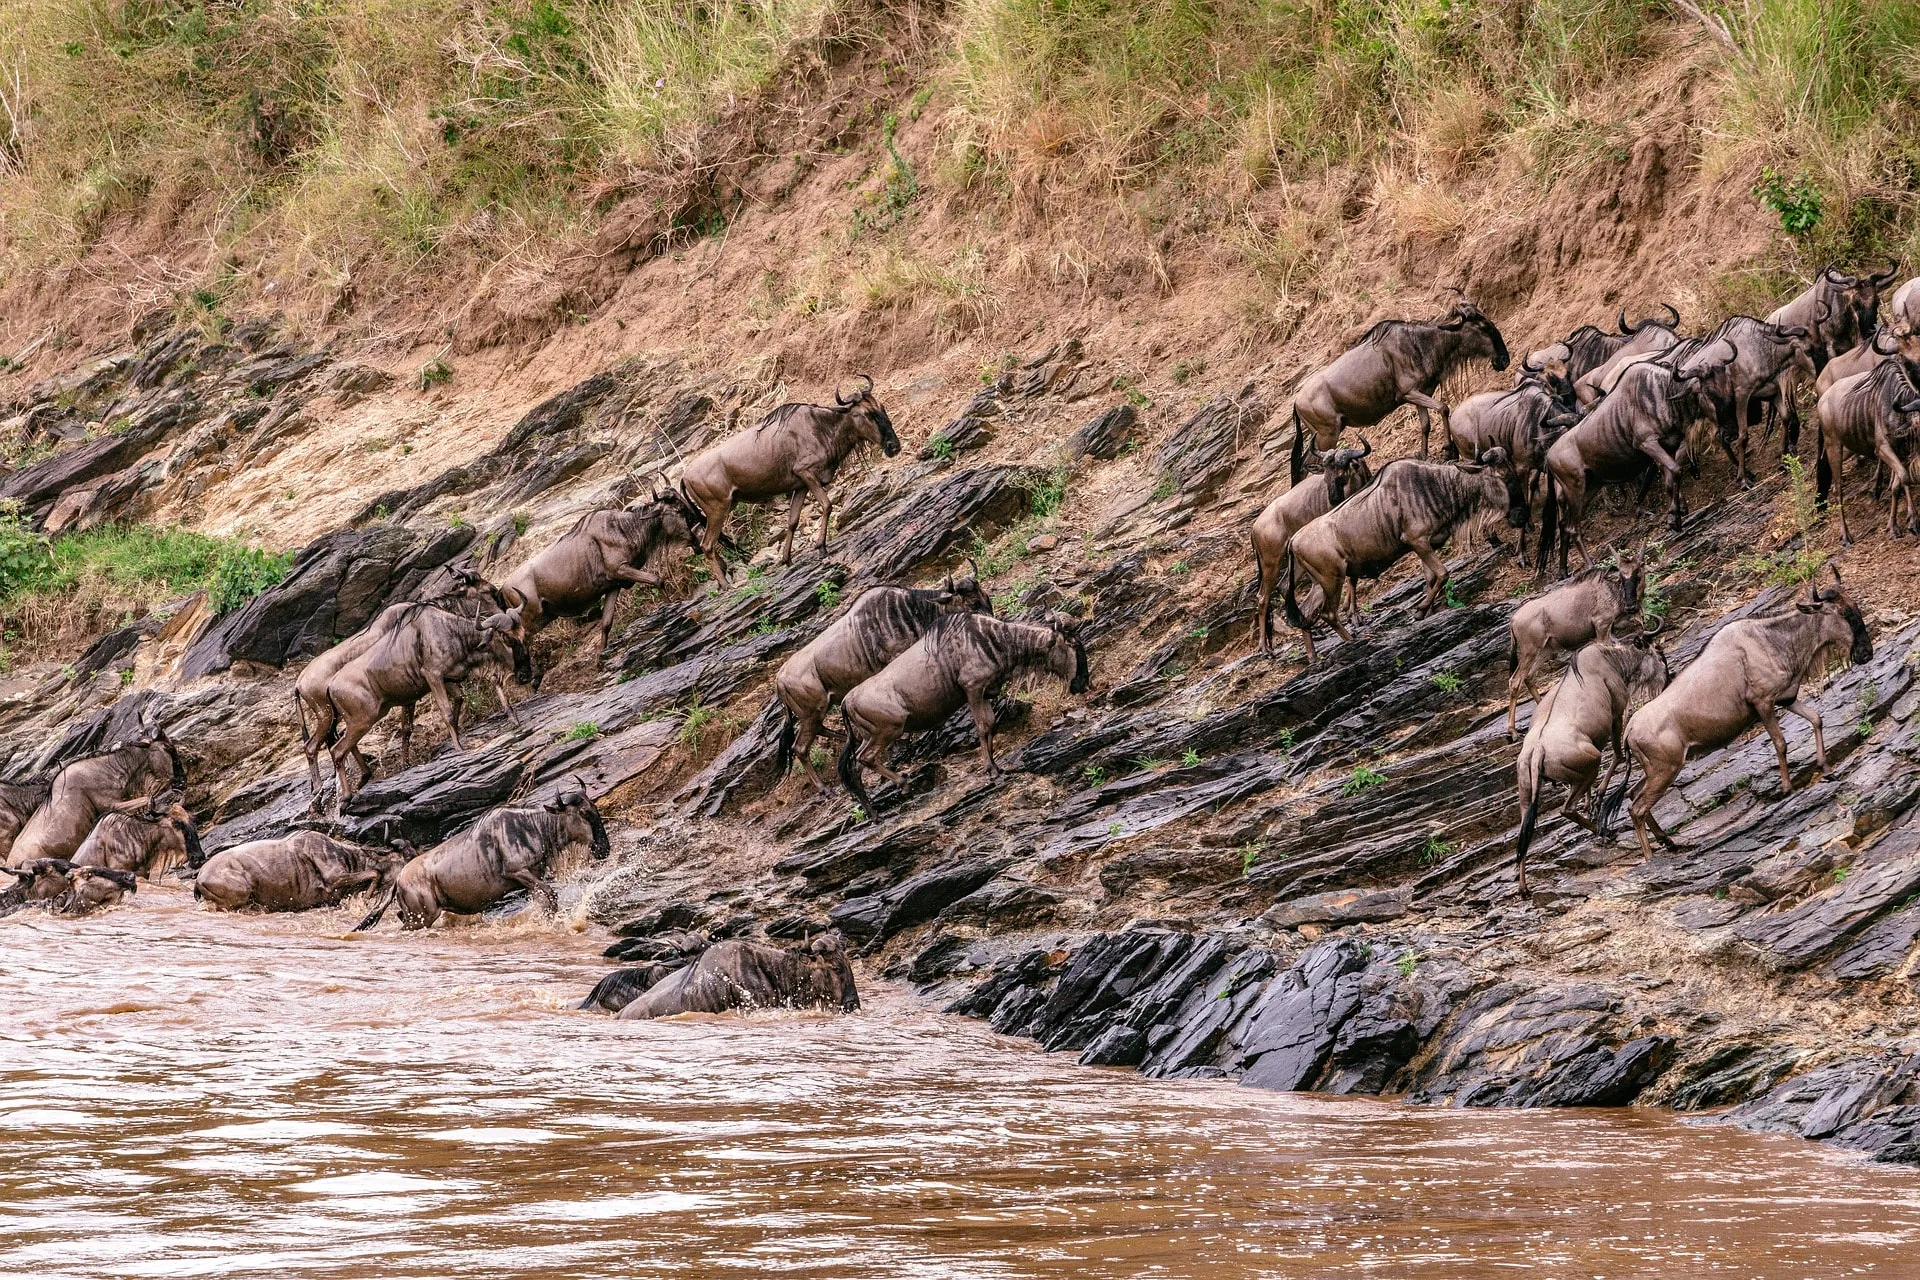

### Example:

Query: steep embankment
xmin=3 ymin=2 xmax=1920 ymax=1163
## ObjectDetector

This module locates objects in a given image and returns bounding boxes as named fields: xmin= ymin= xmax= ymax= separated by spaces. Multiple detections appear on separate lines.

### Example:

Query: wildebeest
xmin=1290 ymin=296 xmax=1510 ymax=477
xmin=499 ymin=495 xmax=700 ymax=681
xmin=612 ymin=936 xmax=859 ymax=1019
xmin=774 ymin=570 xmax=996 ymax=790
xmin=295 ymin=571 xmax=511 ymax=806
xmin=322 ymin=603 xmax=530 ymax=806
xmin=195 ymin=830 xmax=399 ymax=912
xmin=1251 ymin=436 xmax=1374 ymax=655
xmin=837 ymin=613 xmax=1090 ymax=808
xmin=680 ymin=375 xmax=901 ymax=582
xmin=72 ymin=795 xmax=205 ymax=879
xmin=1512 ymin=635 xmax=1669 ymax=896
xmin=50 ymin=865 xmax=138 ymax=916
xmin=7 ymin=733 xmax=186 ymax=867
xmin=1573 ymin=307 xmax=1683 ymax=408
xmin=0 ymin=858 xmax=78 ymax=915
xmin=1529 ymin=307 xmax=1679 ymax=387
xmin=1505 ymin=548 xmax=1645 ymax=738
xmin=1815 ymin=357 xmax=1920 ymax=543
xmin=1817 ymin=331 xmax=1892 ymax=395
xmin=1619 ymin=570 xmax=1871 ymax=859
xmin=0 ymin=779 xmax=51 ymax=862
xmin=1443 ymin=368 xmax=1582 ymax=566
xmin=1541 ymin=342 xmax=1738 ymax=576
xmin=1281 ymin=452 xmax=1528 ymax=662
xmin=1681 ymin=314 xmax=1821 ymax=480
xmin=356 ymin=789 xmax=609 ymax=931
xmin=1768 ymin=263 xmax=1899 ymax=368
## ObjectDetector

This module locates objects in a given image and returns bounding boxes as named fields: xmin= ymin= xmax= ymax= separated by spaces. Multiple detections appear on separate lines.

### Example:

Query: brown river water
xmin=5 ymin=887 xmax=1920 ymax=1279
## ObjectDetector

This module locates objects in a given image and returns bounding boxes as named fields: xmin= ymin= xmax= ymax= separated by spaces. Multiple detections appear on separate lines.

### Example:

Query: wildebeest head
xmin=1827 ymin=261 xmax=1901 ymax=344
xmin=1668 ymin=336 xmax=1740 ymax=412
xmin=1519 ymin=353 xmax=1577 ymax=410
xmin=1043 ymin=617 xmax=1092 ymax=694
xmin=1470 ymin=447 xmax=1529 ymax=528
xmin=546 ymin=785 xmax=611 ymax=861
xmin=668 ymin=482 xmax=711 ymax=537
xmin=805 ymin=933 xmax=861 ymax=1012
xmin=836 ymin=373 xmax=900 ymax=457
xmin=940 ymin=560 xmax=995 ymax=616
xmin=481 ymin=605 xmax=535 ymax=686
xmin=1622 ymin=622 xmax=1671 ymax=704
xmin=1321 ymin=434 xmax=1374 ymax=506
xmin=1440 ymin=298 xmax=1510 ymax=372
xmin=1800 ymin=565 xmax=1873 ymax=666
xmin=4 ymin=858 xmax=75 ymax=902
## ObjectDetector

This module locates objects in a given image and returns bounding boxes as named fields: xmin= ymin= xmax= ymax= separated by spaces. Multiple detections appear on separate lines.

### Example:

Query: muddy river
xmin=4 ymin=887 xmax=1918 ymax=1278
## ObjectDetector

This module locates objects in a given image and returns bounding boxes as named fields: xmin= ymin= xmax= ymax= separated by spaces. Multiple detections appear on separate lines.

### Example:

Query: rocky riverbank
xmin=3 ymin=313 xmax=1918 ymax=1166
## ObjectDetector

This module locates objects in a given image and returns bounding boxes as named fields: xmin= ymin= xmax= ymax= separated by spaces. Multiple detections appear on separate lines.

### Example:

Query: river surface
xmin=5 ymin=888 xmax=1919 ymax=1279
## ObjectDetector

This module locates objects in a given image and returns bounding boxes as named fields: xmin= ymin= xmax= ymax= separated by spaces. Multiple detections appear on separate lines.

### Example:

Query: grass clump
xmin=1342 ymin=764 xmax=1387 ymax=796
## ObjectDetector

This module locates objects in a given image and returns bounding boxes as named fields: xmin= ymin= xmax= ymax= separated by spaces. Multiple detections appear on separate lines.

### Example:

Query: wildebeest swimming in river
xmin=679 ymin=374 xmax=901 ymax=583
xmin=196 ymin=831 xmax=401 ymax=913
xmin=73 ymin=794 xmax=206 ymax=879
xmin=605 ymin=936 xmax=860 ymax=1019
xmin=7 ymin=732 xmax=185 ymax=867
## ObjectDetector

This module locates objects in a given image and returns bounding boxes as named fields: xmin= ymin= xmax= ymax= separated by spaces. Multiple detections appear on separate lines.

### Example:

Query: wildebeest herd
xmin=2 ymin=263 xmax=1912 ymax=1015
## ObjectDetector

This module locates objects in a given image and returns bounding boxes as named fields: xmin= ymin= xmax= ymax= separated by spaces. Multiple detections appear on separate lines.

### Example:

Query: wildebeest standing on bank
xmin=1530 ymin=308 xmax=1678 ymax=388
xmin=1281 ymin=452 xmax=1528 ymax=663
xmin=321 ymin=603 xmax=531 ymax=807
xmin=1541 ymin=341 xmax=1737 ymax=577
xmin=1442 ymin=368 xmax=1581 ymax=566
xmin=1681 ymin=314 xmax=1822 ymax=480
xmin=837 ymin=613 xmax=1091 ymax=808
xmin=72 ymin=795 xmax=205 ymax=879
xmin=356 ymin=789 xmax=609 ymax=931
xmin=196 ymin=831 xmax=401 ymax=912
xmin=1289 ymin=297 xmax=1510 ymax=478
xmin=7 ymin=733 xmax=185 ymax=867
xmin=1512 ymin=636 xmax=1669 ymax=896
xmin=1505 ymin=548 xmax=1645 ymax=738
xmin=1815 ymin=357 xmax=1920 ymax=543
xmin=1619 ymin=570 xmax=1872 ymax=859
xmin=1768 ymin=263 xmax=1899 ymax=368
xmin=1572 ymin=307 xmax=1683 ymax=408
xmin=679 ymin=375 xmax=901 ymax=583
xmin=295 ymin=569 xmax=508 ymax=807
xmin=499 ymin=495 xmax=701 ymax=684
xmin=774 ymin=571 xmax=996 ymax=790
xmin=1251 ymin=438 xmax=1374 ymax=655
xmin=612 ymin=936 xmax=860 ymax=1019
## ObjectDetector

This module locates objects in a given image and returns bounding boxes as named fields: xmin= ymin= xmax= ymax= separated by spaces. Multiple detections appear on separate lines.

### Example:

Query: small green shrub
xmin=679 ymin=700 xmax=716 ymax=746
xmin=815 ymin=579 xmax=842 ymax=610
xmin=1181 ymin=748 xmax=1201 ymax=767
xmin=1395 ymin=951 xmax=1418 ymax=978
xmin=208 ymin=544 xmax=293 ymax=614
xmin=1342 ymin=765 xmax=1386 ymax=796
xmin=1755 ymin=168 xmax=1823 ymax=238
xmin=561 ymin=721 xmax=599 ymax=740
xmin=929 ymin=434 xmax=956 ymax=460
xmin=1430 ymin=670 xmax=1462 ymax=694
xmin=417 ymin=357 xmax=453 ymax=390
xmin=1083 ymin=763 xmax=1107 ymax=787
xmin=1023 ymin=466 xmax=1070 ymax=517
xmin=1133 ymin=756 xmax=1168 ymax=771
xmin=1422 ymin=834 xmax=1453 ymax=865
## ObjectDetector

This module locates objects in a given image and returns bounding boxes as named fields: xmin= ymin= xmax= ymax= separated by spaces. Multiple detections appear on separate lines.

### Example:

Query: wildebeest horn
xmin=1824 ymin=265 xmax=1857 ymax=286
xmin=1354 ymin=433 xmax=1373 ymax=458
xmin=966 ymin=556 xmax=980 ymax=580
xmin=1874 ymin=326 xmax=1902 ymax=355
xmin=1871 ymin=259 xmax=1901 ymax=287
xmin=1616 ymin=307 xmax=1634 ymax=335
xmin=1521 ymin=352 xmax=1544 ymax=374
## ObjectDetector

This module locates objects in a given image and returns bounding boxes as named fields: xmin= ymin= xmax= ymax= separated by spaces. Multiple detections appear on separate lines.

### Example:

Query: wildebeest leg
xmin=491 ymin=671 xmax=523 ymax=729
xmin=427 ymin=673 xmax=464 ymax=751
xmin=1636 ymin=437 xmax=1684 ymax=530
xmin=596 ymin=587 xmax=625 ymax=653
xmin=1779 ymin=698 xmax=1829 ymax=772
xmin=803 ymin=475 xmax=834 ymax=552
xmin=1830 ymin=444 xmax=1854 ymax=545
xmin=1628 ymin=744 xmax=1684 ymax=859
xmin=1754 ymin=702 xmax=1795 ymax=791
xmin=510 ymin=867 xmax=558 ymax=917
xmin=867 ymin=733 xmax=906 ymax=787
xmin=781 ymin=487 xmax=806 ymax=565
xmin=397 ymin=703 xmax=416 ymax=767
xmin=1871 ymin=443 xmax=1910 ymax=539
xmin=966 ymin=688 xmax=1001 ymax=776
xmin=1408 ymin=538 xmax=1449 ymax=616
xmin=1404 ymin=390 xmax=1448 ymax=458
xmin=794 ymin=711 xmax=827 ymax=790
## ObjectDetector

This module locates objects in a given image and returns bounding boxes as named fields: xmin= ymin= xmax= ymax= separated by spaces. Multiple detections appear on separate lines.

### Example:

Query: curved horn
xmin=1659 ymin=302 xmax=1680 ymax=329
xmin=1522 ymin=352 xmax=1544 ymax=374
xmin=1824 ymin=265 xmax=1857 ymax=287
xmin=1874 ymin=326 xmax=1901 ymax=355
xmin=1617 ymin=307 xmax=1633 ymax=335
xmin=1354 ymin=432 xmax=1373 ymax=458
xmin=1872 ymin=259 xmax=1901 ymax=287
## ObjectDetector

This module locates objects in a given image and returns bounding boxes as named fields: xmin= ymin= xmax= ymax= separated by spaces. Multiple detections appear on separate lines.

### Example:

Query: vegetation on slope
xmin=0 ymin=0 xmax=1916 ymax=332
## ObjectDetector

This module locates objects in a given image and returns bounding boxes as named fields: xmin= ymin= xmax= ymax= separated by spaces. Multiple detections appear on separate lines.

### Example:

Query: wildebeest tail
xmin=1281 ymin=546 xmax=1307 ymax=630
xmin=1816 ymin=413 xmax=1833 ymax=501
xmin=1513 ymin=749 xmax=1546 ymax=877
xmin=1289 ymin=409 xmax=1306 ymax=486
xmin=837 ymin=726 xmax=875 ymax=813
xmin=354 ymin=886 xmax=395 ymax=933
xmin=294 ymin=691 xmax=310 ymax=748
xmin=1538 ymin=469 xmax=1558 ymax=577
xmin=776 ymin=704 xmax=797 ymax=778
xmin=1597 ymin=756 xmax=1633 ymax=836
